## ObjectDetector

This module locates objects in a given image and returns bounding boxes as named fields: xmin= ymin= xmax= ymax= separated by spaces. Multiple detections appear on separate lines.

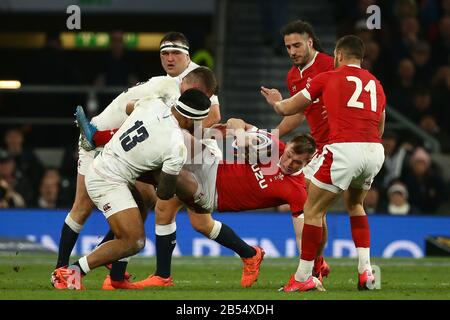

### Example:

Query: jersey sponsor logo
xmin=292 ymin=85 xmax=297 ymax=92
xmin=251 ymin=163 xmax=268 ymax=189
xmin=103 ymin=203 xmax=112 ymax=213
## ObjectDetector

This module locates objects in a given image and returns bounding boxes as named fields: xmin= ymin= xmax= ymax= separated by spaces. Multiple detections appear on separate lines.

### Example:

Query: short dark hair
xmin=335 ymin=35 xmax=365 ymax=60
xmin=160 ymin=31 xmax=190 ymax=48
xmin=280 ymin=20 xmax=324 ymax=52
xmin=185 ymin=66 xmax=218 ymax=97
xmin=288 ymin=133 xmax=316 ymax=155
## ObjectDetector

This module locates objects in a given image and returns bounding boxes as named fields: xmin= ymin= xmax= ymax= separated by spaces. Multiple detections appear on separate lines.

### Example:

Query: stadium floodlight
xmin=0 ymin=80 xmax=21 ymax=89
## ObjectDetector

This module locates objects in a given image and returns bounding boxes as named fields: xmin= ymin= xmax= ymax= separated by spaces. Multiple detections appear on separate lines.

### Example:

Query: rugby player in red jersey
xmin=263 ymin=20 xmax=334 ymax=281
xmin=264 ymin=35 xmax=386 ymax=292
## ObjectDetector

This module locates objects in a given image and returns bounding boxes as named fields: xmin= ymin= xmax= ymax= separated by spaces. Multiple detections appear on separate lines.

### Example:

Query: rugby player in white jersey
xmin=159 ymin=32 xmax=220 ymax=127
xmin=71 ymin=94 xmax=268 ymax=291
xmin=51 ymin=32 xmax=224 ymax=290
xmin=53 ymin=33 xmax=219 ymax=281
xmin=52 ymin=89 xmax=211 ymax=290
xmin=52 ymin=67 xmax=217 ymax=289
xmin=95 ymin=120 xmax=317 ymax=289
xmin=81 ymin=32 xmax=220 ymax=150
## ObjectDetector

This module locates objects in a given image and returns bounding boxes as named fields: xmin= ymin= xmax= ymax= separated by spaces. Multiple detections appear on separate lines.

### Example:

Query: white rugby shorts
xmin=302 ymin=150 xmax=321 ymax=181
xmin=85 ymin=165 xmax=137 ymax=219
xmin=184 ymin=140 xmax=221 ymax=212
xmin=77 ymin=135 xmax=103 ymax=176
xmin=77 ymin=148 xmax=95 ymax=176
xmin=311 ymin=142 xmax=384 ymax=193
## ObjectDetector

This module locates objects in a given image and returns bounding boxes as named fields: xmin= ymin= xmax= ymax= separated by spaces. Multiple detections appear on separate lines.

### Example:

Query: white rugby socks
xmin=295 ymin=259 xmax=314 ymax=282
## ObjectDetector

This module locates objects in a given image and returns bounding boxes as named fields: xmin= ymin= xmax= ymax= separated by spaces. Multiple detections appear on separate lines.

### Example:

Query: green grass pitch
xmin=0 ymin=253 xmax=449 ymax=300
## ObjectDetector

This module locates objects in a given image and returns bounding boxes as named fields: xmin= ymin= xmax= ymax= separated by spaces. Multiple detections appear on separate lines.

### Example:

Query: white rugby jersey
xmin=91 ymin=76 xmax=180 ymax=131
xmin=92 ymin=98 xmax=187 ymax=184
xmin=90 ymin=62 xmax=218 ymax=133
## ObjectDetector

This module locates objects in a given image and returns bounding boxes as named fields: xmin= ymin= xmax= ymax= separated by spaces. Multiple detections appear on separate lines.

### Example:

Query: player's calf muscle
xmin=189 ymin=212 xmax=214 ymax=235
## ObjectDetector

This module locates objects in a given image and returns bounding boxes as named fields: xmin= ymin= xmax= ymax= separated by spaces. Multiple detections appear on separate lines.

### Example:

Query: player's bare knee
xmin=155 ymin=213 xmax=174 ymax=225
xmin=143 ymin=198 xmax=156 ymax=211
xmin=71 ymin=198 xmax=94 ymax=217
xmin=135 ymin=236 xmax=146 ymax=252
xmin=304 ymin=204 xmax=322 ymax=219
xmin=189 ymin=213 xmax=214 ymax=236
xmin=124 ymin=235 xmax=146 ymax=255
xmin=191 ymin=221 xmax=209 ymax=236
xmin=155 ymin=204 xmax=176 ymax=224
xmin=346 ymin=202 xmax=364 ymax=216
xmin=69 ymin=206 xmax=92 ymax=225
xmin=346 ymin=204 xmax=356 ymax=213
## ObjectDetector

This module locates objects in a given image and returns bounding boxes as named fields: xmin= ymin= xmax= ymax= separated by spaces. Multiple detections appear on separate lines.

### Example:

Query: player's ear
xmin=308 ymin=38 xmax=313 ymax=48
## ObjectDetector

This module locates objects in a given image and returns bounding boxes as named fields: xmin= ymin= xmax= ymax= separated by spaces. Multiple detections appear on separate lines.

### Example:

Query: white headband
xmin=175 ymin=100 xmax=210 ymax=120
xmin=160 ymin=41 xmax=189 ymax=55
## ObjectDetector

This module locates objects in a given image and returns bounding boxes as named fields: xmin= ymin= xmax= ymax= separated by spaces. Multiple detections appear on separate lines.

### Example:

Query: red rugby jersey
xmin=286 ymin=52 xmax=334 ymax=151
xmin=216 ymin=141 xmax=307 ymax=215
xmin=303 ymin=65 xmax=386 ymax=143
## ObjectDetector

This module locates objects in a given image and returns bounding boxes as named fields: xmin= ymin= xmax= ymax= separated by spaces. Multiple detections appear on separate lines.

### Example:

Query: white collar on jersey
xmin=346 ymin=64 xmax=361 ymax=68
xmin=298 ymin=51 xmax=319 ymax=76
xmin=163 ymin=109 xmax=180 ymax=126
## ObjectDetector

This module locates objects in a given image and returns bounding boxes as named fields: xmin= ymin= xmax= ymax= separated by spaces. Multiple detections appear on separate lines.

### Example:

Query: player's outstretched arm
xmin=276 ymin=113 xmax=306 ymax=137
xmin=262 ymin=86 xmax=312 ymax=116
xmin=93 ymin=97 xmax=166 ymax=147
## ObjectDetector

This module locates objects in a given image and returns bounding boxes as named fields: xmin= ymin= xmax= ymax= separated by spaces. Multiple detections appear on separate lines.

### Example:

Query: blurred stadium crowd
xmin=336 ymin=0 xmax=450 ymax=151
xmin=0 ymin=0 xmax=449 ymax=214
xmin=332 ymin=0 xmax=449 ymax=214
